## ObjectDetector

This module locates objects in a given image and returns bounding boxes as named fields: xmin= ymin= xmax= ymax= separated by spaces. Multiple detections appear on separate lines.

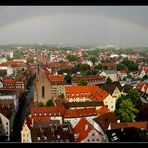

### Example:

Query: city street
xmin=10 ymin=76 xmax=35 ymax=142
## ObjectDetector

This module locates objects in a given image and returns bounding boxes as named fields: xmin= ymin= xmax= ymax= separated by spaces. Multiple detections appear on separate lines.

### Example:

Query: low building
xmin=100 ymin=70 xmax=118 ymax=82
xmin=71 ymin=75 xmax=106 ymax=86
xmin=73 ymin=118 xmax=105 ymax=143
xmin=64 ymin=85 xmax=116 ymax=112
xmin=64 ymin=108 xmax=98 ymax=128
xmin=30 ymin=124 xmax=75 ymax=142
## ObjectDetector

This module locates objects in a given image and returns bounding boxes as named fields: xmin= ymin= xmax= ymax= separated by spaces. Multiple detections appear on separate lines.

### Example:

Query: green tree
xmin=126 ymin=89 xmax=141 ymax=105
xmin=79 ymin=79 xmax=88 ymax=86
xmin=106 ymin=77 xmax=112 ymax=83
xmin=77 ymin=64 xmax=90 ymax=72
xmin=38 ymin=102 xmax=44 ymax=107
xmin=46 ymin=99 xmax=54 ymax=106
xmin=13 ymin=49 xmax=23 ymax=59
xmin=103 ymin=66 xmax=108 ymax=70
xmin=115 ymin=99 xmax=138 ymax=122
xmin=120 ymin=58 xmax=138 ymax=71
xmin=6 ymin=55 xmax=11 ymax=61
xmin=96 ymin=64 xmax=102 ymax=70
xmin=64 ymin=74 xmax=72 ymax=84
xmin=89 ymin=56 xmax=97 ymax=66
xmin=116 ymin=63 xmax=127 ymax=71
xmin=142 ymin=74 xmax=148 ymax=80
xmin=67 ymin=55 xmax=79 ymax=62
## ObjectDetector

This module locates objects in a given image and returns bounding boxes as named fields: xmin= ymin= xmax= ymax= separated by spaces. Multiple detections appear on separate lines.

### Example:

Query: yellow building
xmin=21 ymin=122 xmax=32 ymax=143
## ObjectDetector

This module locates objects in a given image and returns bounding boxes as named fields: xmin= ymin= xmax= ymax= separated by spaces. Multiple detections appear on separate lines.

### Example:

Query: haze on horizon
xmin=0 ymin=6 xmax=148 ymax=47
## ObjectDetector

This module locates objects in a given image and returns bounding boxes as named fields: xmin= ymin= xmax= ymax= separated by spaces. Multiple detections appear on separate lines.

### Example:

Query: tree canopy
xmin=115 ymin=99 xmax=138 ymax=122
xmin=116 ymin=63 xmax=127 ymax=71
xmin=46 ymin=99 xmax=54 ymax=106
xmin=13 ymin=49 xmax=24 ymax=59
xmin=79 ymin=79 xmax=88 ymax=86
xmin=120 ymin=58 xmax=138 ymax=71
xmin=67 ymin=55 xmax=79 ymax=62
xmin=38 ymin=102 xmax=44 ymax=107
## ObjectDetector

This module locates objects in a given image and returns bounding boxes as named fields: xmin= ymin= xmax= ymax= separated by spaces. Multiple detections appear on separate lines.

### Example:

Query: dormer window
xmin=34 ymin=113 xmax=37 ymax=116
xmin=37 ymin=137 xmax=40 ymax=141
xmin=44 ymin=113 xmax=47 ymax=116
xmin=39 ymin=113 xmax=42 ymax=116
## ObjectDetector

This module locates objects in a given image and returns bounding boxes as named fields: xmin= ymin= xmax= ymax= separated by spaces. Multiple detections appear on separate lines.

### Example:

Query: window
xmin=97 ymin=139 xmax=99 ymax=141
xmin=87 ymin=139 xmax=90 ymax=142
xmin=92 ymin=139 xmax=94 ymax=141
xmin=42 ymin=86 xmax=45 ymax=98
xmin=6 ymin=122 xmax=8 ymax=125
xmin=92 ymin=133 xmax=95 ymax=136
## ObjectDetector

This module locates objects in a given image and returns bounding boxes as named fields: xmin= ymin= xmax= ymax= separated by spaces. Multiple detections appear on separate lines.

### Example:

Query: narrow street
xmin=10 ymin=76 xmax=35 ymax=142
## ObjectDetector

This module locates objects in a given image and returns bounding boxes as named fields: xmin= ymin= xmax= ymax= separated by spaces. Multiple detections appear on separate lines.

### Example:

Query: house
xmin=106 ymin=127 xmax=148 ymax=142
xmin=108 ymin=121 xmax=148 ymax=131
xmin=138 ymin=67 xmax=148 ymax=78
xmin=73 ymin=118 xmax=105 ymax=143
xmin=99 ymin=70 xmax=118 ymax=81
xmin=34 ymin=68 xmax=54 ymax=105
xmin=71 ymin=75 xmax=106 ymax=86
xmin=0 ymin=89 xmax=19 ymax=113
xmin=0 ymin=106 xmax=15 ymax=141
xmin=30 ymin=124 xmax=75 ymax=142
xmin=29 ymin=106 xmax=66 ymax=127
xmin=21 ymin=121 xmax=32 ymax=143
xmin=47 ymin=75 xmax=69 ymax=97
xmin=92 ymin=112 xmax=120 ymax=135
xmin=64 ymin=85 xmax=116 ymax=112
xmin=63 ymin=101 xmax=104 ymax=110
xmin=136 ymin=83 xmax=148 ymax=95
xmin=64 ymin=108 xmax=98 ymax=128
xmin=97 ymin=82 xmax=123 ymax=99
xmin=117 ymin=70 xmax=128 ymax=80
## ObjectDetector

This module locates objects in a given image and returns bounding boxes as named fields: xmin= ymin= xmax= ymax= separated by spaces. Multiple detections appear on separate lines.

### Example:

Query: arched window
xmin=42 ymin=86 xmax=45 ymax=98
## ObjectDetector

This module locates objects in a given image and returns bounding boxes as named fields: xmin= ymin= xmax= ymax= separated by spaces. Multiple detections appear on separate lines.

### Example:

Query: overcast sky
xmin=0 ymin=6 xmax=148 ymax=47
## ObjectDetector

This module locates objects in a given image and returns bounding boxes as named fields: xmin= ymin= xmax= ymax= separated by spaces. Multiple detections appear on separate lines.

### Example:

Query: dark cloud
xmin=0 ymin=6 xmax=148 ymax=47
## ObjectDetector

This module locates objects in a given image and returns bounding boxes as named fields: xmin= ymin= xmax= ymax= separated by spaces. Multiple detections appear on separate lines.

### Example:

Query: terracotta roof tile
xmin=31 ymin=106 xmax=66 ymax=117
xmin=64 ymin=108 xmax=98 ymax=118
xmin=96 ymin=105 xmax=110 ymax=115
xmin=65 ymin=85 xmax=108 ymax=102
xmin=73 ymin=118 xmax=93 ymax=142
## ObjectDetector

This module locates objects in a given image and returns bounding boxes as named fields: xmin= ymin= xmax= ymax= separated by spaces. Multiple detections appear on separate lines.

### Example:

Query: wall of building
xmin=103 ymin=95 xmax=116 ymax=112
xmin=21 ymin=123 xmax=32 ymax=143
xmin=34 ymin=71 xmax=53 ymax=105
xmin=0 ymin=113 xmax=10 ymax=141
xmin=81 ymin=130 xmax=104 ymax=143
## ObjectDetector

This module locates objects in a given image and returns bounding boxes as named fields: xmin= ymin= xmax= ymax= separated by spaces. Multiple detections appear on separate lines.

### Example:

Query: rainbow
xmin=0 ymin=10 xmax=147 ymax=33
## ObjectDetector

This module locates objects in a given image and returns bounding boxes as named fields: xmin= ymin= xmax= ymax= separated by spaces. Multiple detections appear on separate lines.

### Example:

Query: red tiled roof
xmin=31 ymin=106 xmax=66 ymax=117
xmin=2 ymin=78 xmax=16 ymax=85
xmin=73 ymin=118 xmax=93 ymax=142
xmin=72 ymin=75 xmax=106 ymax=83
xmin=96 ymin=105 xmax=110 ymax=115
xmin=65 ymin=85 xmax=109 ymax=101
xmin=136 ymin=83 xmax=148 ymax=94
xmin=47 ymin=75 xmax=65 ymax=82
xmin=101 ymin=63 xmax=117 ymax=67
xmin=111 ymin=121 xmax=148 ymax=130
xmin=0 ymin=61 xmax=25 ymax=67
xmin=64 ymin=108 xmax=98 ymax=118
